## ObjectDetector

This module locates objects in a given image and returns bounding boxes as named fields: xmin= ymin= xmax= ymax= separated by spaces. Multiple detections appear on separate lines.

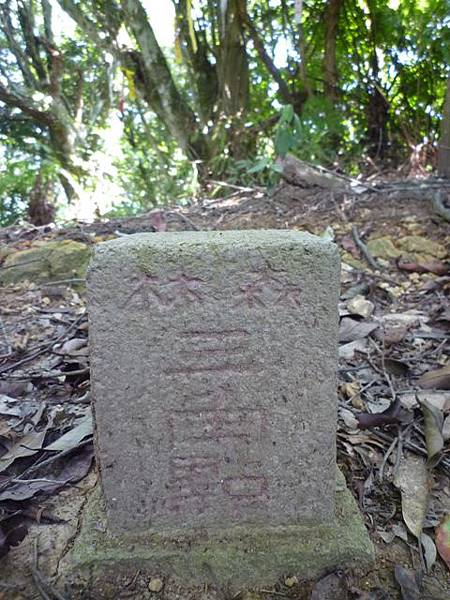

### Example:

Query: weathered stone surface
xmin=88 ymin=231 xmax=340 ymax=533
xmin=59 ymin=471 xmax=375 ymax=597
xmin=0 ymin=240 xmax=90 ymax=285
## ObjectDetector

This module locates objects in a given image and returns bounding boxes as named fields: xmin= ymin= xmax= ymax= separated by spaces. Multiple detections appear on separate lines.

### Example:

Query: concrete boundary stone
xmin=67 ymin=230 xmax=374 ymax=596
xmin=87 ymin=230 xmax=340 ymax=532
xmin=60 ymin=471 xmax=374 ymax=598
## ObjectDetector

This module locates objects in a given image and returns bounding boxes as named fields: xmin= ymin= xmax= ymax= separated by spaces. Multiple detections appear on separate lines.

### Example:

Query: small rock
xmin=397 ymin=235 xmax=446 ymax=259
xmin=367 ymin=236 xmax=401 ymax=259
xmin=339 ymin=407 xmax=359 ymax=430
xmin=148 ymin=577 xmax=164 ymax=593
xmin=347 ymin=294 xmax=374 ymax=318
xmin=0 ymin=240 xmax=91 ymax=286
xmin=284 ymin=575 xmax=299 ymax=587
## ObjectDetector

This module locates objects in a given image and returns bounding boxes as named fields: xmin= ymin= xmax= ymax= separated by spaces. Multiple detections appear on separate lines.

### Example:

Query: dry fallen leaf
xmin=384 ymin=358 xmax=409 ymax=377
xmin=339 ymin=317 xmax=378 ymax=342
xmin=420 ymin=532 xmax=437 ymax=573
xmin=357 ymin=398 xmax=404 ymax=430
xmin=44 ymin=410 xmax=93 ymax=452
xmin=341 ymin=235 xmax=360 ymax=258
xmin=339 ymin=339 xmax=369 ymax=359
xmin=339 ymin=407 xmax=359 ymax=430
xmin=420 ymin=400 xmax=444 ymax=460
xmin=399 ymin=391 xmax=450 ymax=412
xmin=394 ymin=454 xmax=429 ymax=539
xmin=0 ymin=426 xmax=49 ymax=473
xmin=374 ymin=322 xmax=409 ymax=345
xmin=148 ymin=577 xmax=164 ymax=593
xmin=54 ymin=337 xmax=87 ymax=355
xmin=418 ymin=364 xmax=450 ymax=390
xmin=311 ymin=572 xmax=348 ymax=600
xmin=397 ymin=257 xmax=448 ymax=275
xmin=394 ymin=566 xmax=422 ymax=600
xmin=435 ymin=515 xmax=450 ymax=570
xmin=0 ymin=515 xmax=28 ymax=560
xmin=0 ymin=444 xmax=93 ymax=502
xmin=443 ymin=414 xmax=450 ymax=441
xmin=284 ymin=575 xmax=298 ymax=587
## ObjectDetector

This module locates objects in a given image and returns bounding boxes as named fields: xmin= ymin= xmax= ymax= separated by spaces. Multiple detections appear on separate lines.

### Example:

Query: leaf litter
xmin=1 ymin=185 xmax=450 ymax=598
xmin=0 ymin=280 xmax=93 ymax=565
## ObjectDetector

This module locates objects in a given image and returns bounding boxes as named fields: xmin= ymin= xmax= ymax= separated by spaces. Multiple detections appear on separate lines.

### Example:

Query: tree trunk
xmin=122 ymin=0 xmax=208 ymax=160
xmin=244 ymin=13 xmax=294 ymax=107
xmin=217 ymin=0 xmax=248 ymax=118
xmin=215 ymin=0 xmax=249 ymax=159
xmin=175 ymin=0 xmax=218 ymax=126
xmin=365 ymin=1 xmax=389 ymax=160
xmin=27 ymin=172 xmax=56 ymax=225
xmin=438 ymin=77 xmax=450 ymax=178
xmin=323 ymin=0 xmax=343 ymax=102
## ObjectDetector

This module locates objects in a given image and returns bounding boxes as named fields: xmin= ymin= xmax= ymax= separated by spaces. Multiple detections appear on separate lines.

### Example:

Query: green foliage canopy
xmin=0 ymin=0 xmax=448 ymax=223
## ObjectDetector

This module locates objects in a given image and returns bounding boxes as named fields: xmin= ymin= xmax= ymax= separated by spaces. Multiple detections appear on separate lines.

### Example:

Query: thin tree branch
xmin=55 ymin=0 xmax=105 ymax=47
xmin=122 ymin=0 xmax=200 ymax=155
xmin=243 ymin=13 xmax=294 ymax=106
xmin=0 ymin=4 xmax=37 ymax=88
xmin=18 ymin=0 xmax=48 ymax=82
xmin=41 ymin=0 xmax=54 ymax=45
xmin=0 ymin=81 xmax=52 ymax=126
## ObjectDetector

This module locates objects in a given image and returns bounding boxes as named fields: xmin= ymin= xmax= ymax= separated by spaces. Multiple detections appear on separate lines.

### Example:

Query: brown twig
xmin=207 ymin=179 xmax=262 ymax=193
xmin=379 ymin=435 xmax=398 ymax=481
xmin=0 ymin=257 xmax=42 ymax=270
xmin=39 ymin=278 xmax=85 ymax=285
xmin=0 ymin=312 xmax=85 ymax=374
xmin=0 ymin=315 xmax=12 ymax=357
xmin=372 ymin=430 xmax=450 ymax=475
xmin=351 ymin=225 xmax=380 ymax=270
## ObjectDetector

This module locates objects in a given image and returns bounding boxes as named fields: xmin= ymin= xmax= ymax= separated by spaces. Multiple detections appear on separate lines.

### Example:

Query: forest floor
xmin=0 ymin=175 xmax=450 ymax=600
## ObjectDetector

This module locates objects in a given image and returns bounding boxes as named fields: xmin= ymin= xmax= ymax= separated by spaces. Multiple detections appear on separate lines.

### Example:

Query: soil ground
xmin=0 ymin=179 xmax=449 ymax=599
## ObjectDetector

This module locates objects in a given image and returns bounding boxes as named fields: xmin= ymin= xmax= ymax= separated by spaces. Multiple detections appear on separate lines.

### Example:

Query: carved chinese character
xmin=233 ymin=269 xmax=302 ymax=308
xmin=119 ymin=272 xmax=207 ymax=309
xmin=274 ymin=281 xmax=303 ymax=307
xmin=233 ymin=271 xmax=283 ymax=308
xmin=159 ymin=273 xmax=206 ymax=305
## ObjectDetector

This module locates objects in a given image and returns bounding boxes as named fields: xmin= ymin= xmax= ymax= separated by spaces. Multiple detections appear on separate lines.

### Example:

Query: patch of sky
xmin=274 ymin=37 xmax=290 ymax=69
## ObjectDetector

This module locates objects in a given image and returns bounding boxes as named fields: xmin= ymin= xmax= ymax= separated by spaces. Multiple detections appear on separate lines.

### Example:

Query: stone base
xmin=60 ymin=471 xmax=374 ymax=597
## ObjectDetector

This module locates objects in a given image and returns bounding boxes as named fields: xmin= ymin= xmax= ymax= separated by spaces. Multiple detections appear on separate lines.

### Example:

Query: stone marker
xmin=64 ymin=230 xmax=373 ymax=595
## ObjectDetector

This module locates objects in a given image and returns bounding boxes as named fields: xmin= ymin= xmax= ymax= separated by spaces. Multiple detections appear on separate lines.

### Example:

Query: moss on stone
xmin=0 ymin=240 xmax=91 ymax=286
xmin=60 ymin=470 xmax=374 ymax=596
xmin=366 ymin=237 xmax=401 ymax=260
xmin=396 ymin=235 xmax=446 ymax=260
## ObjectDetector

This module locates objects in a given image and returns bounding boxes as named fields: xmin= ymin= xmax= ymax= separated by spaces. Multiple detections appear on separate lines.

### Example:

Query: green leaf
xmin=274 ymin=128 xmax=295 ymax=157
xmin=280 ymin=104 xmax=294 ymax=124
xmin=247 ymin=157 xmax=270 ymax=173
